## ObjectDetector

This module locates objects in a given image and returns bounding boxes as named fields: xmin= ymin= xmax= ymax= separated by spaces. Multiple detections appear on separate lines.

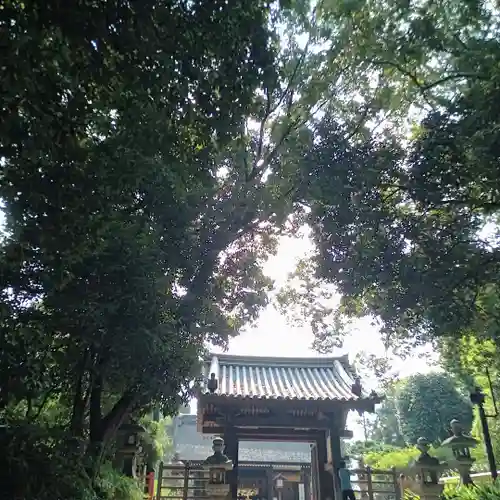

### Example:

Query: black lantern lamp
xmin=470 ymin=375 xmax=498 ymax=481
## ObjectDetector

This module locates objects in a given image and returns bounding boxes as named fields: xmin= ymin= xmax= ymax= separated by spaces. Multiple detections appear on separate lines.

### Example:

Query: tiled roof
xmin=201 ymin=354 xmax=371 ymax=402
xmin=172 ymin=415 xmax=311 ymax=463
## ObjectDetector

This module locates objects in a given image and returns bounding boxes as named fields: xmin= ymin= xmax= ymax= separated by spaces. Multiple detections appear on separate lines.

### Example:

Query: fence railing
xmin=156 ymin=463 xmax=210 ymax=500
xmin=350 ymin=467 xmax=400 ymax=500
xmin=440 ymin=469 xmax=500 ymax=484
xmin=156 ymin=463 xmax=401 ymax=500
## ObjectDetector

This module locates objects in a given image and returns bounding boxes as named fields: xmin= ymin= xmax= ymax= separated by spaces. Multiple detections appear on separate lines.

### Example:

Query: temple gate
xmin=197 ymin=354 xmax=381 ymax=500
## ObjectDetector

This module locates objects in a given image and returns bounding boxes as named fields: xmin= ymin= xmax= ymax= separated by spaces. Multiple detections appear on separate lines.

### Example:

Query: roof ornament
xmin=351 ymin=377 xmax=362 ymax=397
xmin=207 ymin=373 xmax=218 ymax=394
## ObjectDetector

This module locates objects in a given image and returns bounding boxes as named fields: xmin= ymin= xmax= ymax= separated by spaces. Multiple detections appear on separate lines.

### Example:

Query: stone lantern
xmin=203 ymin=437 xmax=233 ymax=500
xmin=441 ymin=419 xmax=478 ymax=485
xmin=115 ymin=422 xmax=146 ymax=478
xmin=275 ymin=474 xmax=285 ymax=500
xmin=400 ymin=437 xmax=446 ymax=500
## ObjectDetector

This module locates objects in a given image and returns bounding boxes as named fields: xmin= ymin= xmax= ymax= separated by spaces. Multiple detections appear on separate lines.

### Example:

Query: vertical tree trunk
xmin=69 ymin=350 xmax=90 ymax=439
xmin=87 ymin=388 xmax=139 ymax=482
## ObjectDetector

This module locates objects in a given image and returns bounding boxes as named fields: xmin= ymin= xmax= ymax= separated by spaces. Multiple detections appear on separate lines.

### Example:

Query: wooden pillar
xmin=316 ymin=432 xmax=334 ymax=500
xmin=302 ymin=467 xmax=310 ymax=500
xmin=266 ymin=467 xmax=273 ymax=500
xmin=300 ymin=467 xmax=309 ymax=500
xmin=310 ymin=445 xmax=319 ymax=500
xmin=327 ymin=428 xmax=343 ymax=500
xmin=224 ymin=428 xmax=239 ymax=500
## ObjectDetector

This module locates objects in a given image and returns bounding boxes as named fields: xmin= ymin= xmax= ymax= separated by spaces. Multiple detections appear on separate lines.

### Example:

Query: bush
xmin=364 ymin=445 xmax=453 ymax=470
xmin=0 ymin=424 xmax=96 ymax=500
xmin=365 ymin=446 xmax=420 ymax=469
xmin=444 ymin=483 xmax=500 ymax=499
xmin=403 ymin=483 xmax=500 ymax=499
xmin=0 ymin=424 xmax=145 ymax=500
xmin=96 ymin=464 xmax=144 ymax=500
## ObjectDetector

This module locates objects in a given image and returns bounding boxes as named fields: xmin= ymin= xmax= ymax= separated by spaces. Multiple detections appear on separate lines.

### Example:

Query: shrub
xmin=96 ymin=463 xmax=144 ymax=500
xmin=0 ymin=424 xmax=145 ymax=500
xmin=403 ymin=482 xmax=500 ymax=499
xmin=444 ymin=483 xmax=500 ymax=499
xmin=0 ymin=424 xmax=96 ymax=500
xmin=365 ymin=446 xmax=420 ymax=469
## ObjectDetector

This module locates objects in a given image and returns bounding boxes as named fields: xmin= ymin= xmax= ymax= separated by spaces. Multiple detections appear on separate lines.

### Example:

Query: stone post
xmin=441 ymin=419 xmax=478 ymax=486
xmin=114 ymin=423 xmax=146 ymax=478
xmin=203 ymin=437 xmax=234 ymax=500
xmin=399 ymin=437 xmax=446 ymax=500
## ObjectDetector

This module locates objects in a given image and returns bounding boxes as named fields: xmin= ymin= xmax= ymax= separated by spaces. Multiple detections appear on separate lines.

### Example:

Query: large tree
xmin=352 ymin=352 xmax=406 ymax=446
xmin=3 ymin=1 xmax=391 ymax=492
xmin=275 ymin=3 xmax=500 ymax=352
xmin=1 ymin=0 xmax=287 ymax=485
xmin=395 ymin=373 xmax=473 ymax=445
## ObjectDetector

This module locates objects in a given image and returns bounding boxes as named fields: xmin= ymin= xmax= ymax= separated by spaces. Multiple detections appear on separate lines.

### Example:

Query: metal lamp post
xmin=470 ymin=381 xmax=498 ymax=481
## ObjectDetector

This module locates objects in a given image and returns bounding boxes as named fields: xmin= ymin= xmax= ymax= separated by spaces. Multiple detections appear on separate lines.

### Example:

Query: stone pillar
xmin=203 ymin=437 xmax=233 ymax=500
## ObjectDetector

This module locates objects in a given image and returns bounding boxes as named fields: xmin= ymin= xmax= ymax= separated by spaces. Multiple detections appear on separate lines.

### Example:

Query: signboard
xmin=278 ymin=472 xmax=300 ymax=482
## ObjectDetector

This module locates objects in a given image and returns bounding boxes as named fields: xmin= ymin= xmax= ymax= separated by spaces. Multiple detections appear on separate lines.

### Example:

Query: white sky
xmin=217 ymin=234 xmax=434 ymax=376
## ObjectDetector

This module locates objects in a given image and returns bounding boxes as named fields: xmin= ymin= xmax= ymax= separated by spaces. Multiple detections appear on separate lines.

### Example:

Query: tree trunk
xmin=69 ymin=350 xmax=90 ymax=439
xmin=87 ymin=388 xmax=139 ymax=481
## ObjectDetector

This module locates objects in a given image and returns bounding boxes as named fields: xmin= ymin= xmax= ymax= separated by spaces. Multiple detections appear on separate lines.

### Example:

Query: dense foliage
xmin=395 ymin=373 xmax=473 ymax=445
xmin=3 ymin=0 xmax=500 ymax=497
xmin=0 ymin=0 xmax=291 ymax=497
xmin=439 ymin=335 xmax=500 ymax=471
xmin=363 ymin=445 xmax=447 ymax=470
xmin=444 ymin=483 xmax=500 ymax=499
xmin=406 ymin=482 xmax=500 ymax=500
xmin=274 ymin=1 xmax=500 ymax=355
xmin=347 ymin=367 xmax=470 ymax=471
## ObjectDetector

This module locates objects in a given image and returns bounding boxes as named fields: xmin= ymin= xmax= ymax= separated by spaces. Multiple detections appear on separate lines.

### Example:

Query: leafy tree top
xmin=395 ymin=372 xmax=473 ymax=445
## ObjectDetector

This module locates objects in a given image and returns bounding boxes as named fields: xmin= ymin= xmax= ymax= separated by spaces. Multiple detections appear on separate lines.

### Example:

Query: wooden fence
xmin=156 ymin=463 xmax=210 ymax=500
xmin=155 ymin=463 xmax=401 ymax=500
xmin=350 ymin=467 xmax=400 ymax=500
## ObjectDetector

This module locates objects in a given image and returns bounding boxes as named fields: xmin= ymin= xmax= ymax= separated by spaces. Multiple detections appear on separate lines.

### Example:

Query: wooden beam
xmin=203 ymin=413 xmax=335 ymax=430
xmin=201 ymin=425 xmax=353 ymax=439
xmin=198 ymin=394 xmax=378 ymax=414
xmin=187 ymin=460 xmax=311 ymax=469
xmin=203 ymin=426 xmax=321 ymax=440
